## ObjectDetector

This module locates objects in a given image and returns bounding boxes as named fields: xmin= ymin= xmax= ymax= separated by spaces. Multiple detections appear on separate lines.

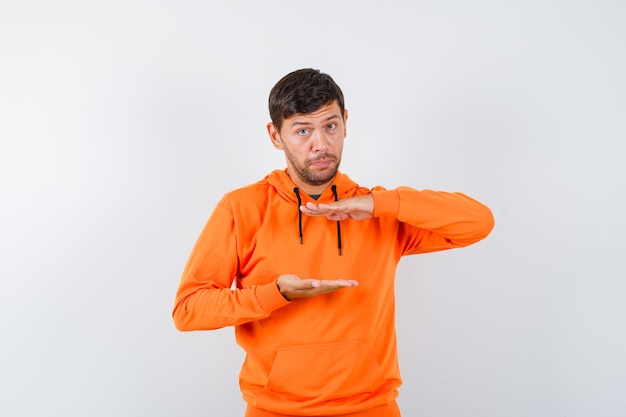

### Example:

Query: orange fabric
xmin=245 ymin=401 xmax=401 ymax=417
xmin=173 ymin=169 xmax=493 ymax=416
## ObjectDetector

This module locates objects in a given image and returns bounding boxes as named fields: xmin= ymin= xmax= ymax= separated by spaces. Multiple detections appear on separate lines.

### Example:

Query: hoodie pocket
xmin=264 ymin=340 xmax=387 ymax=403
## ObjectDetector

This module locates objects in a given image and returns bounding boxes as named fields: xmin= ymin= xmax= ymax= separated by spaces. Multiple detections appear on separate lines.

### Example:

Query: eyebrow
xmin=290 ymin=114 xmax=342 ymax=127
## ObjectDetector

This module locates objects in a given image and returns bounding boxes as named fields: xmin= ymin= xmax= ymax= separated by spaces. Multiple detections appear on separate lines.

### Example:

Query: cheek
xmin=333 ymin=137 xmax=345 ymax=152
xmin=287 ymin=140 xmax=310 ymax=155
xmin=283 ymin=143 xmax=305 ymax=161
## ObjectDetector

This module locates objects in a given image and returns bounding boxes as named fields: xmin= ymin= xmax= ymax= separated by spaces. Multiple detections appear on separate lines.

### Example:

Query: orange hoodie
xmin=173 ymin=169 xmax=494 ymax=416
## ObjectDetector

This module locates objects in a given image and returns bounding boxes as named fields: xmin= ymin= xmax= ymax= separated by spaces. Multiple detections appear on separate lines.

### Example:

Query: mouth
xmin=310 ymin=158 xmax=333 ymax=168
xmin=308 ymin=154 xmax=336 ymax=169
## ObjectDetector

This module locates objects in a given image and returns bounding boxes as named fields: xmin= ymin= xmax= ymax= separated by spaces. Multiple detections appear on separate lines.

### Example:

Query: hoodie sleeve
xmin=371 ymin=186 xmax=494 ymax=254
xmin=172 ymin=201 xmax=290 ymax=331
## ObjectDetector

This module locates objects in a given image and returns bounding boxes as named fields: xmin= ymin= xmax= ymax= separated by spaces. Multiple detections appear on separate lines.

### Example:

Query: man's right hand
xmin=276 ymin=274 xmax=359 ymax=301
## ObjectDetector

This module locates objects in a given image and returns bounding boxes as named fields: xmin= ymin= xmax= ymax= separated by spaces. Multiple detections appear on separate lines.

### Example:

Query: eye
xmin=327 ymin=123 xmax=337 ymax=130
xmin=297 ymin=129 xmax=309 ymax=136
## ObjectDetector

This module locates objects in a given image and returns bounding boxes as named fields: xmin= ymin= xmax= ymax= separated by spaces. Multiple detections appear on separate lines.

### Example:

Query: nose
xmin=311 ymin=130 xmax=330 ymax=152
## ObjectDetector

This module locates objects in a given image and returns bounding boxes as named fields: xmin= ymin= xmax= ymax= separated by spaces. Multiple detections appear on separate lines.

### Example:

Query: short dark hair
xmin=268 ymin=68 xmax=345 ymax=130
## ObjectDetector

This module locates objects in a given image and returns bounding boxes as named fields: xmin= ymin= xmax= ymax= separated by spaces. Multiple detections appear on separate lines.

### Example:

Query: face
xmin=268 ymin=101 xmax=348 ymax=192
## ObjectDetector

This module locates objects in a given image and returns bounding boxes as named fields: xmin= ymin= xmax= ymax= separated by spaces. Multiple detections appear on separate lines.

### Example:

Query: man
xmin=173 ymin=68 xmax=494 ymax=417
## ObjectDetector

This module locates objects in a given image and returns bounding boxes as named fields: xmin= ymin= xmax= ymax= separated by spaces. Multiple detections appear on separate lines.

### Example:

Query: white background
xmin=1 ymin=1 xmax=625 ymax=416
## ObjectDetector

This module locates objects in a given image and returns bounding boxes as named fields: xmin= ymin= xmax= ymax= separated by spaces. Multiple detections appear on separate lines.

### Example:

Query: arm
xmin=172 ymin=202 xmax=358 ymax=331
xmin=374 ymin=187 xmax=494 ymax=253
xmin=172 ymin=203 xmax=289 ymax=331
xmin=301 ymin=186 xmax=494 ymax=254
xmin=373 ymin=187 xmax=494 ymax=252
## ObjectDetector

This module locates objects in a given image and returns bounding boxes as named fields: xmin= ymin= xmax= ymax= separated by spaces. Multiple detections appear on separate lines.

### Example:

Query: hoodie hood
xmin=265 ymin=169 xmax=360 ymax=256
xmin=265 ymin=169 xmax=361 ymax=205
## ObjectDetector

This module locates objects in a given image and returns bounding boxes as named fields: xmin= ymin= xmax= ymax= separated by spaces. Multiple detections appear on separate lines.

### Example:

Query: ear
xmin=343 ymin=109 xmax=349 ymax=137
xmin=267 ymin=122 xmax=284 ymax=150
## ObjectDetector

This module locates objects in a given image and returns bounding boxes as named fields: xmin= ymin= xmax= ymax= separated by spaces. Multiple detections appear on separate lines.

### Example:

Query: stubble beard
xmin=286 ymin=150 xmax=342 ymax=186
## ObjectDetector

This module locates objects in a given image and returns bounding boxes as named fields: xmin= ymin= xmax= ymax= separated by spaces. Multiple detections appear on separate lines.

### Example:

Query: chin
xmin=309 ymin=171 xmax=337 ymax=185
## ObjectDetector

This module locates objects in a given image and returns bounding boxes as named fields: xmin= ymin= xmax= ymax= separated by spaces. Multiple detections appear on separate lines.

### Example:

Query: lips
xmin=310 ymin=159 xmax=333 ymax=168
xmin=308 ymin=154 xmax=336 ymax=168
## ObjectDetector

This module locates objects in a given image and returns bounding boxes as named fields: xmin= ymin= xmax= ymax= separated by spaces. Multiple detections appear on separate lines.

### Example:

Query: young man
xmin=173 ymin=68 xmax=494 ymax=417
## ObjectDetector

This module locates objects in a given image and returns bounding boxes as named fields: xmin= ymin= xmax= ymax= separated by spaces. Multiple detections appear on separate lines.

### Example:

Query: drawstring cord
xmin=293 ymin=186 xmax=342 ymax=255
xmin=331 ymin=185 xmax=343 ymax=256
xmin=293 ymin=187 xmax=303 ymax=244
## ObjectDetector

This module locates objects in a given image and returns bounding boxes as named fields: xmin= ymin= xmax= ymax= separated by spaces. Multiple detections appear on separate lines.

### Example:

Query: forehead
xmin=283 ymin=102 xmax=343 ymax=127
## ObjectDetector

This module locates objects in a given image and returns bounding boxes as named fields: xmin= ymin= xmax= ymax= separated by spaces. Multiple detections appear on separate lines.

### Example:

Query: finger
xmin=311 ymin=202 xmax=347 ymax=212
xmin=304 ymin=202 xmax=326 ymax=211
xmin=318 ymin=203 xmax=354 ymax=213
xmin=327 ymin=213 xmax=350 ymax=221
xmin=315 ymin=202 xmax=338 ymax=210
xmin=319 ymin=279 xmax=359 ymax=287
xmin=300 ymin=203 xmax=329 ymax=216
xmin=299 ymin=206 xmax=322 ymax=216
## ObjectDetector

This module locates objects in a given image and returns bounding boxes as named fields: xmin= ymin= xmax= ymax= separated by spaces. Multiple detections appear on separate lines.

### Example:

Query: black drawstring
xmin=331 ymin=185 xmax=342 ymax=256
xmin=293 ymin=186 xmax=342 ymax=255
xmin=293 ymin=187 xmax=303 ymax=244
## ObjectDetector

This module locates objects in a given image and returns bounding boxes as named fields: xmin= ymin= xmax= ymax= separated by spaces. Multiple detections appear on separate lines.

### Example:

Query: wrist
xmin=276 ymin=280 xmax=291 ymax=301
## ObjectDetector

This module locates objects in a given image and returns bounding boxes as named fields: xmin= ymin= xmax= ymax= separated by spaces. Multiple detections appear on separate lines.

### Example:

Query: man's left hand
xmin=300 ymin=194 xmax=374 ymax=221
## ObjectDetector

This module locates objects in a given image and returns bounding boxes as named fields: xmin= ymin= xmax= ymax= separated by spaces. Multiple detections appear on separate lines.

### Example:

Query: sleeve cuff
xmin=372 ymin=189 xmax=400 ymax=217
xmin=255 ymin=280 xmax=291 ymax=312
